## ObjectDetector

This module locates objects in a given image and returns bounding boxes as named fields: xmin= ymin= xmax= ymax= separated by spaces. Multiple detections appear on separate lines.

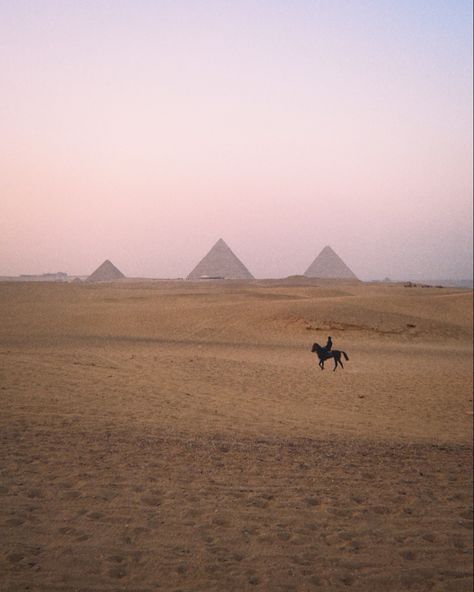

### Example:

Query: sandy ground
xmin=0 ymin=280 xmax=472 ymax=591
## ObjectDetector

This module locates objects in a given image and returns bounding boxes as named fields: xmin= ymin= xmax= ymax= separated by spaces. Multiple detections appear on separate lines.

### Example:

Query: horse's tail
xmin=342 ymin=351 xmax=349 ymax=361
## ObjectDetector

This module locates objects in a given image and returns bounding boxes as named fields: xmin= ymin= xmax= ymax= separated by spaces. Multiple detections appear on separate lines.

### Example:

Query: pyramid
xmin=304 ymin=246 xmax=358 ymax=280
xmin=86 ymin=260 xmax=125 ymax=282
xmin=187 ymin=239 xmax=254 ymax=280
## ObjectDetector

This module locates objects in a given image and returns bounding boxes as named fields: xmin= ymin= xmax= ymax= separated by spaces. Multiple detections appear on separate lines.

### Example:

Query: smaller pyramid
xmin=86 ymin=260 xmax=125 ymax=282
xmin=187 ymin=239 xmax=254 ymax=280
xmin=304 ymin=246 xmax=358 ymax=280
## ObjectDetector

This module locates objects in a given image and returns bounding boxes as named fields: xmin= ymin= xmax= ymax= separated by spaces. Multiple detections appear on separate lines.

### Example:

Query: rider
xmin=325 ymin=336 xmax=333 ymax=352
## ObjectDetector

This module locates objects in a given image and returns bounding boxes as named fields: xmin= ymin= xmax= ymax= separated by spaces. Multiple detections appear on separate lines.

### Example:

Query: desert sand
xmin=0 ymin=280 xmax=472 ymax=592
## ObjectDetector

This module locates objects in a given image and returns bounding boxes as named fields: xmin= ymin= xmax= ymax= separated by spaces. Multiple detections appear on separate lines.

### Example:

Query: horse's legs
xmin=319 ymin=359 xmax=324 ymax=370
xmin=333 ymin=353 xmax=343 ymax=371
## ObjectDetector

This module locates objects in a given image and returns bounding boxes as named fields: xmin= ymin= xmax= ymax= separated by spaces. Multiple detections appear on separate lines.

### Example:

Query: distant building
xmin=18 ymin=272 xmax=68 ymax=282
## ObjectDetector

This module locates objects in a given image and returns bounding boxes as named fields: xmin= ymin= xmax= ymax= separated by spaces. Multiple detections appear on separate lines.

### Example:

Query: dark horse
xmin=311 ymin=343 xmax=349 ymax=371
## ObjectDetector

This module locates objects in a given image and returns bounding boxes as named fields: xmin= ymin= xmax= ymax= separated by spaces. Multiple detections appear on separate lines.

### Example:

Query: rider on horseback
xmin=311 ymin=340 xmax=349 ymax=371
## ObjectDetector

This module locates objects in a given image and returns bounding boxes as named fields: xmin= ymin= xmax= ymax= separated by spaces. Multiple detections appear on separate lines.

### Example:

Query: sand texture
xmin=0 ymin=280 xmax=472 ymax=591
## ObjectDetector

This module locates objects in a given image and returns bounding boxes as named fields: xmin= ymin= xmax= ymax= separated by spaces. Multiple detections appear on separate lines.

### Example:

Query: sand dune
xmin=0 ymin=281 xmax=472 ymax=591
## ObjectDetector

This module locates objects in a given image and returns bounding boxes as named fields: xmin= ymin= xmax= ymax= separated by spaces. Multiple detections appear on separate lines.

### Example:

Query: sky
xmin=0 ymin=0 xmax=472 ymax=280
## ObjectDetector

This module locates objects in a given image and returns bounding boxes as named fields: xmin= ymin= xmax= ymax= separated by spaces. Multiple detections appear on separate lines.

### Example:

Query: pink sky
xmin=1 ymin=1 xmax=472 ymax=279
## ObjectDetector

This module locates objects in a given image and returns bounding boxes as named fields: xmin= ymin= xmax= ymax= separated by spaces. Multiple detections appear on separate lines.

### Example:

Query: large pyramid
xmin=187 ymin=239 xmax=254 ymax=280
xmin=304 ymin=246 xmax=358 ymax=280
xmin=86 ymin=259 xmax=125 ymax=282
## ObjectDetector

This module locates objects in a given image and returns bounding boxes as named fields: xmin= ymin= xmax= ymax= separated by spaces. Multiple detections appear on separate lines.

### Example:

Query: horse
xmin=311 ymin=342 xmax=349 ymax=371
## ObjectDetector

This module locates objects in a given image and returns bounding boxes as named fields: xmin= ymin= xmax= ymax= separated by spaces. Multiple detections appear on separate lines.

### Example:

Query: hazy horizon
xmin=1 ymin=1 xmax=472 ymax=281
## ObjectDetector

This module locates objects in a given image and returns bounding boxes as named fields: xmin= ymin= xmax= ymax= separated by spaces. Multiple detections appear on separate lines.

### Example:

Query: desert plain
xmin=0 ymin=279 xmax=472 ymax=592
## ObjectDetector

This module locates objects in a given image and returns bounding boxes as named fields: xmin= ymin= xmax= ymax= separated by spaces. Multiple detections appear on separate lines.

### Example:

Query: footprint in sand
xmin=309 ymin=574 xmax=322 ymax=586
xmin=58 ymin=526 xmax=76 ymax=535
xmin=7 ymin=552 xmax=24 ymax=563
xmin=27 ymin=488 xmax=43 ymax=499
xmin=339 ymin=573 xmax=355 ymax=586
xmin=291 ymin=555 xmax=312 ymax=567
xmin=141 ymin=495 xmax=161 ymax=507
xmin=459 ymin=510 xmax=473 ymax=521
xmin=452 ymin=535 xmax=467 ymax=550
xmin=108 ymin=565 xmax=128 ymax=579
xmin=211 ymin=516 xmax=229 ymax=527
xmin=5 ymin=518 xmax=24 ymax=527
xmin=63 ymin=490 xmax=81 ymax=500
xmin=247 ymin=496 xmax=269 ymax=509
xmin=59 ymin=481 xmax=73 ymax=489
xmin=100 ymin=488 xmax=118 ymax=501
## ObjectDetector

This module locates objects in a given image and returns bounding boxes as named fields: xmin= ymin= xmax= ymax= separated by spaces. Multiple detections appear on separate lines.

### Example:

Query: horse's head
xmin=311 ymin=343 xmax=321 ymax=352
